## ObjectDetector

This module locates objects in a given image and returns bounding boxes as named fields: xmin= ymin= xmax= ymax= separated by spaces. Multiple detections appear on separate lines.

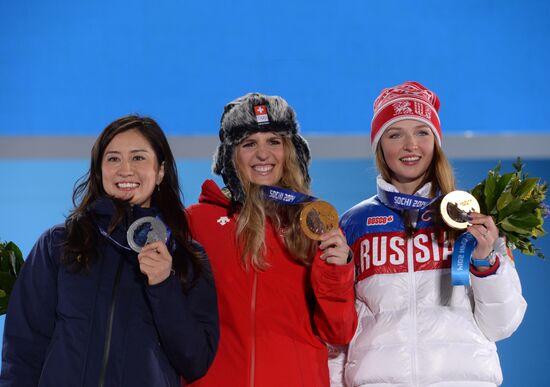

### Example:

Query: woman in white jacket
xmin=331 ymin=81 xmax=526 ymax=387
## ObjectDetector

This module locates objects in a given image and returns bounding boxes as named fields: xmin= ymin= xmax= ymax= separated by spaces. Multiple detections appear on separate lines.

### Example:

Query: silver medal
xmin=126 ymin=216 xmax=168 ymax=253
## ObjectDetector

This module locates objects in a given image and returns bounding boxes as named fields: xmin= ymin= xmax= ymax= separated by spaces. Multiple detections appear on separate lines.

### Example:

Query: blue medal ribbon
xmin=97 ymin=216 xmax=172 ymax=253
xmin=451 ymin=232 xmax=478 ymax=286
xmin=98 ymin=226 xmax=133 ymax=252
xmin=377 ymin=188 xmax=435 ymax=211
xmin=378 ymin=186 xmax=475 ymax=285
xmin=261 ymin=186 xmax=317 ymax=205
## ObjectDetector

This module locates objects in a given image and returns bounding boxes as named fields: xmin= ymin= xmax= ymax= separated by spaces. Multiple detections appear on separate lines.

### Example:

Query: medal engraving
xmin=127 ymin=216 xmax=168 ymax=252
xmin=299 ymin=201 xmax=339 ymax=240
xmin=440 ymin=191 xmax=480 ymax=229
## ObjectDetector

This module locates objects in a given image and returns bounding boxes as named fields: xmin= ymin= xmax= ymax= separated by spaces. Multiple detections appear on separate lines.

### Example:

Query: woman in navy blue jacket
xmin=0 ymin=115 xmax=219 ymax=386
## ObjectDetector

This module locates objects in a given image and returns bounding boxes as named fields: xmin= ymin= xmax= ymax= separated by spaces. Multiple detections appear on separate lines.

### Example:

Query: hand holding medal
xmin=127 ymin=216 xmax=169 ymax=253
xmin=441 ymin=190 xmax=500 ymax=285
xmin=262 ymin=186 xmax=351 ymax=265
xmin=127 ymin=217 xmax=173 ymax=285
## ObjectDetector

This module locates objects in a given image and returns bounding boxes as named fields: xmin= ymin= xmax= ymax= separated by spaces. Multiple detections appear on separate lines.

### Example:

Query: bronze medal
xmin=440 ymin=190 xmax=480 ymax=229
xmin=299 ymin=200 xmax=339 ymax=240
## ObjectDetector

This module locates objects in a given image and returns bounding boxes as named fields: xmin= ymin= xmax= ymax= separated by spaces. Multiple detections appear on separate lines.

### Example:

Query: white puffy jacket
xmin=330 ymin=179 xmax=527 ymax=387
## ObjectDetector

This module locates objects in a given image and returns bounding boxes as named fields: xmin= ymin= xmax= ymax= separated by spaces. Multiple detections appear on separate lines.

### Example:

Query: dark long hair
xmin=63 ymin=115 xmax=202 ymax=289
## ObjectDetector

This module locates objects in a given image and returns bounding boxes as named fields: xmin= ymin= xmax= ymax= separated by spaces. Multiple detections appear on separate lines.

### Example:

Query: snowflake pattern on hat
xmin=370 ymin=81 xmax=442 ymax=151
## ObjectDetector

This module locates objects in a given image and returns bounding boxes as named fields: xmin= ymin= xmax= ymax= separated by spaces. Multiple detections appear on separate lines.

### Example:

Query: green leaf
xmin=519 ymin=201 xmax=541 ymax=214
xmin=516 ymin=178 xmax=540 ymax=199
xmin=500 ymin=218 xmax=533 ymax=235
xmin=496 ymin=199 xmax=523 ymax=222
xmin=0 ymin=272 xmax=16 ymax=296
xmin=470 ymin=183 xmax=486 ymax=214
xmin=0 ymin=240 xmax=25 ymax=314
xmin=507 ymin=213 xmax=543 ymax=230
xmin=496 ymin=192 xmax=514 ymax=211
xmin=495 ymin=172 xmax=515 ymax=199
xmin=513 ymin=157 xmax=524 ymax=173
xmin=5 ymin=242 xmax=24 ymax=274
xmin=484 ymin=171 xmax=499 ymax=213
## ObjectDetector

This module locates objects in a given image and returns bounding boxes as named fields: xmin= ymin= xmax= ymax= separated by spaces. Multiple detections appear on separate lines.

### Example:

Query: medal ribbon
xmin=261 ymin=186 xmax=317 ymax=205
xmin=379 ymin=187 xmax=475 ymax=285
xmin=377 ymin=187 xmax=437 ymax=211
xmin=97 ymin=216 xmax=172 ymax=253
xmin=451 ymin=232 xmax=478 ymax=286
xmin=98 ymin=226 xmax=133 ymax=252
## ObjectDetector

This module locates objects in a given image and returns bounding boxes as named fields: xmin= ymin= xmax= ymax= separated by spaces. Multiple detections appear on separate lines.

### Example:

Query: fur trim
xmin=213 ymin=93 xmax=311 ymax=203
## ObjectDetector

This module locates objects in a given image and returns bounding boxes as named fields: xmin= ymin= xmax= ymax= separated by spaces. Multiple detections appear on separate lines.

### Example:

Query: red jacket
xmin=186 ymin=180 xmax=357 ymax=387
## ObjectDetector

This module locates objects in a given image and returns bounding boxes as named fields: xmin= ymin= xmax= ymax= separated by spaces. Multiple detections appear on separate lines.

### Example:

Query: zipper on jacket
xmin=406 ymin=237 xmax=419 ymax=387
xmin=98 ymin=258 xmax=124 ymax=387
xmin=249 ymin=271 xmax=258 ymax=387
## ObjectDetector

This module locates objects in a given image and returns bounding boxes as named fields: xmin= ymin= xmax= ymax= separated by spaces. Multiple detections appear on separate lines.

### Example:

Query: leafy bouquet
xmin=0 ymin=240 xmax=24 ymax=314
xmin=471 ymin=158 xmax=548 ymax=259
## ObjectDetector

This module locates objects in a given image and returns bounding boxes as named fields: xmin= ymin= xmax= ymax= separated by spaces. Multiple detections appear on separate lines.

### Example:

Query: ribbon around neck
xmin=261 ymin=186 xmax=317 ymax=205
xmin=377 ymin=188 xmax=437 ymax=211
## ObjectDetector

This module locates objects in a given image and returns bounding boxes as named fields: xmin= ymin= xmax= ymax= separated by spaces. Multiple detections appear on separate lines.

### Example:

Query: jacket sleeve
xmin=311 ymin=251 xmax=358 ymax=345
xmin=470 ymin=237 xmax=527 ymax=341
xmin=0 ymin=227 xmax=60 ymax=386
xmin=146 ymin=244 xmax=219 ymax=383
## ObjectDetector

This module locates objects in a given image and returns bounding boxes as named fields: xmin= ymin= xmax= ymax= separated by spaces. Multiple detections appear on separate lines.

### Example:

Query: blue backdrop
xmin=1 ymin=0 xmax=550 ymax=136
xmin=1 ymin=1 xmax=550 ymax=386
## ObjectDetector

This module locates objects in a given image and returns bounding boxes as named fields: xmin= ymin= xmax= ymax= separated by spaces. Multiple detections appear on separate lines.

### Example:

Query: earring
xmin=156 ymin=184 xmax=160 ymax=192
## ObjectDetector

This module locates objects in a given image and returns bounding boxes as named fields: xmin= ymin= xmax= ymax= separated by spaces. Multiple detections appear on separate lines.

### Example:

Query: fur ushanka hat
xmin=213 ymin=92 xmax=311 ymax=204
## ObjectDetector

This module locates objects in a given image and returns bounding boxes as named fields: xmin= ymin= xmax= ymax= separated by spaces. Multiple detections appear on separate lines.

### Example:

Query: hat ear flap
xmin=212 ymin=144 xmax=226 ymax=176
xmin=291 ymin=135 xmax=312 ymax=184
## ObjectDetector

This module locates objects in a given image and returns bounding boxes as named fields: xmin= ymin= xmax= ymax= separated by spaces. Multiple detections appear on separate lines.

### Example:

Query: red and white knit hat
xmin=370 ymin=81 xmax=441 ymax=151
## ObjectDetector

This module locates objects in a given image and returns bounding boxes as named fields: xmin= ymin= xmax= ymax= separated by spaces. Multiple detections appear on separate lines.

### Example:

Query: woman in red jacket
xmin=186 ymin=93 xmax=357 ymax=387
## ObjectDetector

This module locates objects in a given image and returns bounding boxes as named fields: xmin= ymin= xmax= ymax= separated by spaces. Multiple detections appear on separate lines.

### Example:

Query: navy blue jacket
xmin=0 ymin=198 xmax=219 ymax=386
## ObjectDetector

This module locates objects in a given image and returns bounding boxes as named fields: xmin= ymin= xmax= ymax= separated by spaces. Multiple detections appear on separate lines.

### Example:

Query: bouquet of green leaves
xmin=471 ymin=158 xmax=548 ymax=259
xmin=0 ymin=240 xmax=24 ymax=315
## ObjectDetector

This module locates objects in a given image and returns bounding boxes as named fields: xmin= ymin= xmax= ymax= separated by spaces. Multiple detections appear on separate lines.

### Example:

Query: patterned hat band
xmin=370 ymin=82 xmax=442 ymax=152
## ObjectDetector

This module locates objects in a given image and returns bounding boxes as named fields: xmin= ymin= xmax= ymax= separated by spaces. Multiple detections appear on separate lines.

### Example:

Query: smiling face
xmin=379 ymin=119 xmax=435 ymax=194
xmin=101 ymin=129 xmax=165 ymax=207
xmin=235 ymin=131 xmax=285 ymax=186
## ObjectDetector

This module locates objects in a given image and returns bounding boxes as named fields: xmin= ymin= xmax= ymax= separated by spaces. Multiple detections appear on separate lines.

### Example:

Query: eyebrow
xmin=104 ymin=148 xmax=150 ymax=154
xmin=387 ymin=124 xmax=430 ymax=131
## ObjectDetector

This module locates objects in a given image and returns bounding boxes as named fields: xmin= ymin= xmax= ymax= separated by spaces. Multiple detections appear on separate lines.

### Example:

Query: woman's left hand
xmin=138 ymin=240 xmax=173 ymax=285
xmin=467 ymin=212 xmax=498 ymax=260
xmin=318 ymin=228 xmax=351 ymax=266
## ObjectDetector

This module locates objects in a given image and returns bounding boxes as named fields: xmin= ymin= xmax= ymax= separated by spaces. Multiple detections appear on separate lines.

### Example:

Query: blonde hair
xmin=234 ymin=136 xmax=316 ymax=270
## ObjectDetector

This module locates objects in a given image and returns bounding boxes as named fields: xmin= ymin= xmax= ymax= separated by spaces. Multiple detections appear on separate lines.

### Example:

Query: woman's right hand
xmin=318 ymin=229 xmax=351 ymax=266
xmin=138 ymin=240 xmax=173 ymax=285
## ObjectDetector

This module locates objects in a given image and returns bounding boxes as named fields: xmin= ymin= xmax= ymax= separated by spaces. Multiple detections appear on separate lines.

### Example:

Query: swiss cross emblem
xmin=217 ymin=216 xmax=231 ymax=226
xmin=254 ymin=105 xmax=269 ymax=125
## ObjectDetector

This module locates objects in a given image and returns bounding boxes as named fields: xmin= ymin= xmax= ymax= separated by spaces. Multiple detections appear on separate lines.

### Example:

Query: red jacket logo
xmin=353 ymin=228 xmax=453 ymax=282
xmin=367 ymin=215 xmax=394 ymax=226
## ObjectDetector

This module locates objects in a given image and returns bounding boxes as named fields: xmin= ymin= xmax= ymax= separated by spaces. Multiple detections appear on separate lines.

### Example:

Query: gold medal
xmin=440 ymin=190 xmax=480 ymax=229
xmin=299 ymin=200 xmax=339 ymax=240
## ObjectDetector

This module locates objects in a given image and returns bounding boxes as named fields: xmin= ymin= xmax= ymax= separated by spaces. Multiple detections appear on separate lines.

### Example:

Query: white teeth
xmin=254 ymin=165 xmax=273 ymax=172
xmin=401 ymin=156 xmax=420 ymax=162
xmin=117 ymin=182 xmax=139 ymax=188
